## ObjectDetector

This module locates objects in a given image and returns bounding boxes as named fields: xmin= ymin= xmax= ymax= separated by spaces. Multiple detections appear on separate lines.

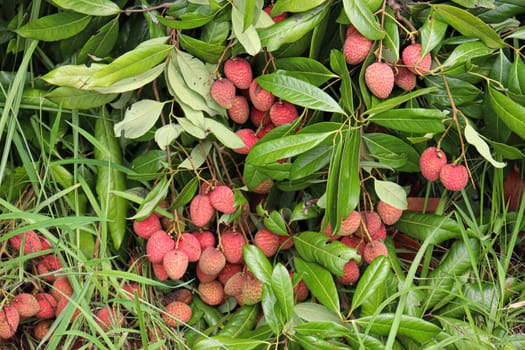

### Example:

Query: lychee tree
xmin=0 ymin=0 xmax=524 ymax=349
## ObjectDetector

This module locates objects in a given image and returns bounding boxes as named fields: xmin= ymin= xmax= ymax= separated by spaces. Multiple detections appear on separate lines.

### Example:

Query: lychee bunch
xmin=95 ymin=306 xmax=124 ymax=332
xmin=337 ymin=259 xmax=360 ymax=285
xmin=365 ymin=62 xmax=395 ymax=99
xmin=343 ymin=25 xmax=373 ymax=65
xmin=198 ymin=247 xmax=226 ymax=276
xmin=263 ymin=5 xmax=288 ymax=23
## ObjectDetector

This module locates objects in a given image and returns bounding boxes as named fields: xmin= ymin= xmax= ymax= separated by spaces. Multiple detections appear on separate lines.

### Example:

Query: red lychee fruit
xmin=163 ymin=249 xmax=189 ymax=280
xmin=34 ymin=320 xmax=53 ymax=341
xmin=322 ymin=220 xmax=341 ymax=241
xmin=96 ymin=307 xmax=124 ymax=332
xmin=196 ymin=264 xmax=218 ymax=283
xmin=251 ymin=177 xmax=274 ymax=194
xmin=35 ymin=293 xmax=57 ymax=319
xmin=269 ymin=101 xmax=298 ymax=126
xmin=223 ymin=271 xmax=245 ymax=296
xmin=377 ymin=200 xmax=404 ymax=225
xmin=241 ymin=276 xmax=263 ymax=305
xmin=395 ymin=63 xmax=417 ymax=91
xmin=221 ymin=230 xmax=246 ymax=264
xmin=55 ymin=296 xmax=71 ymax=318
xmin=339 ymin=211 xmax=362 ymax=236
xmin=365 ymin=62 xmax=395 ymax=99
xmin=198 ymin=281 xmax=224 ymax=306
xmin=164 ymin=288 xmax=193 ymax=305
xmin=177 ymin=232 xmax=201 ymax=262
xmin=440 ymin=163 xmax=469 ymax=192
xmin=291 ymin=273 xmax=309 ymax=303
xmin=224 ymin=57 xmax=253 ymax=90
xmin=419 ymin=147 xmax=447 ymax=182
xmin=363 ymin=240 xmax=388 ymax=264
xmin=39 ymin=236 xmax=52 ymax=251
xmin=250 ymin=107 xmax=270 ymax=127
xmin=122 ymin=283 xmax=141 ymax=300
xmin=279 ymin=233 xmax=294 ymax=250
xmin=0 ymin=305 xmax=19 ymax=340
xmin=211 ymin=78 xmax=236 ymax=109
xmin=249 ymin=80 xmax=275 ymax=112
xmin=337 ymin=259 xmax=360 ymax=285
xmin=233 ymin=129 xmax=259 ymax=155
xmin=190 ymin=194 xmax=215 ymax=227
xmin=343 ymin=28 xmax=373 ymax=65
xmin=9 ymin=230 xmax=42 ymax=254
xmin=51 ymin=276 xmax=73 ymax=301
xmin=42 ymin=254 xmax=62 ymax=270
xmin=152 ymin=261 xmax=169 ymax=281
xmin=263 ymin=5 xmax=288 ymax=22
xmin=193 ymin=230 xmax=216 ymax=250
xmin=371 ymin=223 xmax=387 ymax=241
xmin=359 ymin=211 xmax=382 ymax=237
xmin=218 ymin=263 xmax=243 ymax=285
xmin=254 ymin=228 xmax=280 ymax=257
xmin=402 ymin=43 xmax=431 ymax=75
xmin=209 ymin=185 xmax=237 ymax=214
xmin=146 ymin=230 xmax=175 ymax=263
xmin=163 ymin=301 xmax=192 ymax=327
xmin=133 ymin=214 xmax=162 ymax=240
xmin=198 ymin=247 xmax=226 ymax=275
xmin=256 ymin=123 xmax=276 ymax=139
xmin=341 ymin=235 xmax=365 ymax=257
xmin=11 ymin=293 xmax=40 ymax=318
xmin=228 ymin=95 xmax=250 ymax=124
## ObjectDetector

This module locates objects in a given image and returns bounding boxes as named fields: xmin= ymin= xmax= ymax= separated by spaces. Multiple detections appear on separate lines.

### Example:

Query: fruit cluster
xmin=419 ymin=147 xmax=469 ymax=191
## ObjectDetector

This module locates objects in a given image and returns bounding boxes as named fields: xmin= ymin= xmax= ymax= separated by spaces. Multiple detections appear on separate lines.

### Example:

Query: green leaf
xmin=231 ymin=4 xmax=261 ymax=55
xmin=232 ymin=0 xmax=257 ymax=31
xmin=91 ymin=63 xmax=166 ymax=94
xmin=157 ymin=7 xmax=217 ymax=30
xmin=263 ymin=211 xmax=288 ymax=236
xmin=330 ymin=49 xmax=354 ymax=114
xmin=451 ymin=0 xmax=495 ymax=9
xmin=509 ymin=55 xmax=525 ymax=95
xmin=420 ymin=12 xmax=448 ymax=57
xmin=52 ymin=0 xmax=121 ymax=16
xmin=179 ymin=141 xmax=213 ymax=170
xmin=177 ymin=117 xmax=206 ymax=139
xmin=394 ymin=212 xmax=461 ymax=244
xmin=46 ymin=87 xmax=116 ymax=109
xmin=256 ymin=73 xmax=345 ymax=114
xmin=464 ymin=123 xmax=505 ymax=168
xmin=290 ymin=144 xmax=332 ymax=180
xmin=294 ymin=320 xmax=350 ymax=339
xmin=175 ymin=49 xmax=214 ymax=101
xmin=42 ymin=63 xmax=105 ymax=89
xmin=431 ymin=4 xmax=505 ymax=49
xmin=130 ymin=176 xmax=170 ymax=220
xmin=368 ymin=108 xmax=447 ymax=133
xmin=355 ymin=314 xmax=442 ymax=343
xmin=114 ymin=99 xmax=165 ymax=139
xmin=351 ymin=256 xmax=390 ymax=311
xmin=271 ymin=264 xmax=294 ymax=325
xmin=363 ymin=133 xmax=420 ymax=173
xmin=243 ymin=245 xmax=273 ymax=285
xmin=364 ymin=87 xmax=438 ymax=116
xmin=488 ymin=86 xmax=525 ymax=140
xmin=172 ymin=177 xmax=199 ymax=209
xmin=272 ymin=0 xmax=328 ymax=14
xmin=441 ymin=41 xmax=494 ymax=71
xmin=154 ymin=124 xmax=183 ymax=150
xmin=217 ymin=305 xmax=259 ymax=337
xmin=179 ymin=33 xmax=225 ymax=64
xmin=336 ymin=128 xmax=361 ymax=227
xmin=15 ymin=13 xmax=91 ymax=41
xmin=343 ymin=0 xmax=385 ymax=40
xmin=275 ymin=58 xmax=337 ymax=86
xmin=294 ymin=257 xmax=340 ymax=314
xmin=260 ymin=285 xmax=283 ymax=334
xmin=374 ymin=179 xmax=407 ymax=210
xmin=294 ymin=302 xmax=343 ymax=324
xmin=78 ymin=17 xmax=119 ymax=63
xmin=204 ymin=118 xmax=245 ymax=149
xmin=293 ymin=231 xmax=360 ymax=276
xmin=193 ymin=336 xmax=266 ymax=350
xmin=382 ymin=7 xmax=399 ymax=62
xmin=294 ymin=334 xmax=352 ymax=350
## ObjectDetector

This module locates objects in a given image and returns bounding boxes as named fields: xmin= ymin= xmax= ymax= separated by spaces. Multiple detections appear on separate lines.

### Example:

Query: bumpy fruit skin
xmin=341 ymin=235 xmax=365 ymax=257
xmin=9 ymin=230 xmax=42 ymax=254
xmin=224 ymin=271 xmax=244 ymax=296
xmin=198 ymin=281 xmax=224 ymax=306
xmin=211 ymin=78 xmax=236 ymax=109
xmin=228 ymin=95 xmax=250 ymax=124
xmin=254 ymin=228 xmax=280 ymax=257
xmin=221 ymin=230 xmax=246 ymax=264
xmin=177 ymin=233 xmax=202 ymax=262
xmin=196 ymin=264 xmax=218 ymax=283
xmin=209 ymin=185 xmax=237 ymax=214
xmin=279 ymin=234 xmax=294 ymax=250
xmin=11 ymin=293 xmax=40 ymax=318
xmin=365 ymin=62 xmax=395 ymax=99
xmin=339 ymin=211 xmax=362 ymax=236
xmin=34 ymin=320 xmax=53 ymax=341
xmin=343 ymin=28 xmax=373 ymax=65
xmin=371 ymin=223 xmax=387 ymax=241
xmin=395 ymin=63 xmax=417 ymax=91
xmin=199 ymin=247 xmax=226 ymax=275
xmin=250 ymin=107 xmax=270 ymax=127
xmin=96 ymin=307 xmax=124 ymax=332
xmin=249 ymin=80 xmax=275 ymax=112
xmin=218 ymin=263 xmax=243 ymax=285
xmin=51 ymin=276 xmax=73 ymax=301
xmin=440 ymin=164 xmax=469 ymax=192
xmin=377 ymin=201 xmax=403 ymax=225
xmin=146 ymin=230 xmax=175 ymax=263
xmin=163 ymin=249 xmax=189 ymax=280
xmin=190 ymin=194 xmax=215 ymax=227
xmin=152 ymin=261 xmax=169 ymax=281
xmin=193 ymin=231 xmax=216 ymax=250
xmin=269 ymin=101 xmax=298 ymax=126
xmin=233 ymin=129 xmax=259 ymax=155
xmin=164 ymin=301 xmax=192 ymax=327
xmin=256 ymin=123 xmax=275 ymax=138
xmin=38 ymin=255 xmax=62 ymax=282
xmin=337 ymin=259 xmax=360 ymax=285
xmin=224 ymin=57 xmax=253 ymax=90
xmin=419 ymin=147 xmax=447 ymax=182
xmin=0 ymin=305 xmax=19 ymax=340
xmin=291 ymin=273 xmax=309 ymax=302
xmin=241 ymin=276 xmax=263 ymax=305
xmin=35 ymin=293 xmax=57 ymax=319
xmin=363 ymin=240 xmax=388 ymax=264
xmin=133 ymin=214 xmax=162 ymax=240
xmin=402 ymin=43 xmax=431 ymax=75
xmin=122 ymin=283 xmax=141 ymax=300
xmin=359 ymin=211 xmax=382 ymax=237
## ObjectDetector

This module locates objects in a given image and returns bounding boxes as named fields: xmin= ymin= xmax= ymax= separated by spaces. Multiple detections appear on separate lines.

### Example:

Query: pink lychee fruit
xmin=377 ymin=200 xmax=404 ymax=225
xmin=419 ymin=147 xmax=447 ymax=182
xmin=209 ymin=185 xmax=237 ymax=214
xmin=190 ymin=194 xmax=215 ymax=227
xmin=224 ymin=57 xmax=253 ymax=90
xmin=228 ymin=95 xmax=250 ymax=124
xmin=402 ymin=43 xmax=431 ymax=75
xmin=365 ymin=62 xmax=395 ymax=99
xmin=249 ymin=80 xmax=275 ymax=112
xmin=269 ymin=101 xmax=298 ymax=126
xmin=211 ymin=78 xmax=236 ymax=109
xmin=163 ymin=248 xmax=189 ymax=280
xmin=440 ymin=163 xmax=469 ymax=192
xmin=233 ymin=129 xmax=259 ymax=155
xmin=133 ymin=214 xmax=162 ymax=240
xmin=198 ymin=247 xmax=226 ymax=276
xmin=254 ymin=228 xmax=280 ymax=257
xmin=146 ymin=230 xmax=175 ymax=263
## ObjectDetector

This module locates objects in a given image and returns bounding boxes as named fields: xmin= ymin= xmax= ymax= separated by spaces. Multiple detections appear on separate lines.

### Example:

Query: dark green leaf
xmin=336 ymin=128 xmax=361 ymax=228
xmin=157 ymin=7 xmax=217 ymax=30
xmin=193 ymin=336 xmax=266 ymax=350
xmin=271 ymin=264 xmax=294 ymax=324
xmin=272 ymin=0 xmax=328 ymax=14
xmin=290 ymin=144 xmax=332 ymax=180
xmin=179 ymin=33 xmax=225 ymax=64
xmin=363 ymin=133 xmax=420 ymax=172
xmin=451 ymin=0 xmax=495 ymax=9
xmin=364 ymin=87 xmax=438 ymax=116
xmin=420 ymin=11 xmax=448 ymax=57
xmin=343 ymin=0 xmax=385 ymax=40
xmin=243 ymin=245 xmax=273 ymax=285
xmin=351 ymin=256 xmax=390 ymax=311
xmin=218 ymin=305 xmax=259 ymax=337
xmin=46 ymin=87 xmax=117 ymax=109
xmin=275 ymin=58 xmax=337 ymax=86
xmin=16 ymin=13 xmax=91 ymax=41
xmin=294 ymin=302 xmax=343 ymax=324
xmin=425 ymin=75 xmax=482 ymax=107
xmin=488 ymin=86 xmax=525 ymax=140
xmin=441 ymin=41 xmax=493 ymax=71
xmin=172 ymin=177 xmax=199 ymax=209
xmin=509 ymin=55 xmax=525 ymax=95
xmin=329 ymin=49 xmax=354 ymax=115
xmin=394 ymin=212 xmax=461 ymax=244
xmin=294 ymin=334 xmax=352 ymax=350
xmin=201 ymin=17 xmax=230 ymax=44
xmin=294 ymin=320 xmax=350 ymax=338
xmin=368 ymin=108 xmax=447 ymax=133
xmin=260 ymin=285 xmax=283 ymax=334
xmin=382 ymin=7 xmax=399 ymax=61
xmin=356 ymin=314 xmax=442 ymax=343
xmin=53 ymin=0 xmax=120 ymax=16
xmin=130 ymin=176 xmax=170 ymax=220
xmin=263 ymin=211 xmax=288 ymax=236
xmin=78 ymin=17 xmax=119 ymax=63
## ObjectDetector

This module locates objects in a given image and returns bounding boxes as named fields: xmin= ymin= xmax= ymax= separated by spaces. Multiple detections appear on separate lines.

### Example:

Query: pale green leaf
xmin=179 ymin=141 xmax=213 ymax=169
xmin=464 ymin=123 xmax=505 ymax=168
xmin=154 ymin=124 xmax=183 ymax=150
xmin=231 ymin=5 xmax=261 ymax=55
xmin=52 ymin=0 xmax=120 ymax=16
xmin=42 ymin=63 xmax=105 ymax=89
xmin=374 ymin=179 xmax=408 ymax=210
xmin=91 ymin=63 xmax=166 ymax=94
xmin=204 ymin=118 xmax=245 ymax=149
xmin=46 ymin=87 xmax=117 ymax=109
xmin=114 ymin=99 xmax=165 ymax=139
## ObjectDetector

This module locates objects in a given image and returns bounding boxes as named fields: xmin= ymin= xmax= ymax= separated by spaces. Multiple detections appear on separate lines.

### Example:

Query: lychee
xmin=163 ymin=301 xmax=192 ymax=327
xmin=341 ymin=235 xmax=365 ymax=257
xmin=251 ymin=177 xmax=274 ymax=194
xmin=233 ymin=129 xmax=259 ymax=155
xmin=10 ymin=293 xmax=40 ymax=318
xmin=193 ymin=230 xmax=216 ymax=250
xmin=35 ymin=293 xmax=57 ymax=319
xmin=228 ymin=95 xmax=250 ymax=124
xmin=221 ymin=230 xmax=246 ymax=264
xmin=440 ymin=163 xmax=469 ymax=192
xmin=419 ymin=146 xmax=447 ymax=182
xmin=152 ymin=261 xmax=169 ymax=281
xmin=146 ymin=230 xmax=175 ymax=263
xmin=291 ymin=273 xmax=309 ymax=302
xmin=122 ymin=283 xmax=141 ymax=300
xmin=198 ymin=247 xmax=226 ymax=275
xmin=358 ymin=211 xmax=382 ymax=237
xmin=256 ymin=123 xmax=275 ymax=139
xmin=177 ymin=232 xmax=201 ymax=262
xmin=339 ymin=211 xmax=362 ymax=236
xmin=218 ymin=263 xmax=243 ymax=285
xmin=371 ymin=223 xmax=387 ymax=241
xmin=190 ymin=194 xmax=215 ymax=227
xmin=395 ymin=63 xmax=417 ymax=91
xmin=343 ymin=29 xmax=373 ymax=65
xmin=241 ymin=276 xmax=263 ymax=305
xmin=254 ymin=228 xmax=280 ymax=257
xmin=321 ymin=220 xmax=341 ymax=241
xmin=133 ymin=214 xmax=162 ymax=240
xmin=0 ymin=305 xmax=19 ymax=340
xmin=198 ymin=280 xmax=224 ymax=306
xmin=163 ymin=249 xmax=189 ymax=280
xmin=51 ymin=276 xmax=73 ymax=301
xmin=209 ymin=185 xmax=237 ymax=214
xmin=337 ymin=259 xmax=360 ymax=285
xmin=269 ymin=101 xmax=298 ymax=126
xmin=249 ymin=80 xmax=275 ymax=112
xmin=196 ymin=264 xmax=218 ymax=283
xmin=211 ymin=78 xmax=236 ymax=109
xmin=224 ymin=271 xmax=244 ymax=296
xmin=164 ymin=288 xmax=193 ymax=305
xmin=363 ymin=240 xmax=388 ymax=264
xmin=263 ymin=5 xmax=288 ymax=22
xmin=279 ymin=233 xmax=294 ymax=250
xmin=9 ymin=230 xmax=42 ymax=254
xmin=39 ymin=236 xmax=52 ymax=251
xmin=223 ymin=57 xmax=253 ymax=90
xmin=377 ymin=200 xmax=403 ymax=225
xmin=402 ymin=43 xmax=431 ymax=75
xmin=95 ymin=306 xmax=124 ymax=332
xmin=250 ymin=107 xmax=270 ymax=127
xmin=365 ymin=62 xmax=395 ymax=99
xmin=34 ymin=320 xmax=53 ymax=341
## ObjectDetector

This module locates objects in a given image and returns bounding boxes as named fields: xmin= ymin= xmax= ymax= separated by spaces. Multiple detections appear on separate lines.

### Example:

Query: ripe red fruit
xmin=122 ymin=283 xmax=141 ymax=300
xmin=96 ymin=307 xmax=124 ymax=332
xmin=190 ymin=194 xmax=215 ymax=227
xmin=152 ymin=261 xmax=169 ymax=281
xmin=363 ymin=240 xmax=388 ymax=264
xmin=9 ymin=230 xmax=42 ymax=254
xmin=133 ymin=214 xmax=162 ymax=240
xmin=218 ymin=263 xmax=243 ymax=285
xmin=55 ymin=297 xmax=79 ymax=318
xmin=198 ymin=280 xmax=224 ymax=306
xmin=38 ymin=255 xmax=62 ymax=282
xmin=402 ymin=43 xmax=431 ymax=75
xmin=254 ymin=228 xmax=280 ymax=257
xmin=233 ymin=129 xmax=259 ymax=155
xmin=365 ymin=62 xmax=395 ymax=99
xmin=193 ymin=230 xmax=216 ymax=250
xmin=269 ymin=101 xmax=298 ymax=126
xmin=209 ymin=185 xmax=237 ymax=214
xmin=343 ymin=29 xmax=373 ymax=65
xmin=211 ymin=78 xmax=236 ymax=109
xmin=279 ymin=233 xmax=294 ymax=250
xmin=250 ymin=107 xmax=270 ymax=127
xmin=337 ymin=259 xmax=360 ymax=285
xmin=224 ymin=57 xmax=253 ymax=90
xmin=163 ymin=301 xmax=192 ymax=327
xmin=51 ymin=276 xmax=73 ymax=301
xmin=198 ymin=247 xmax=226 ymax=275
xmin=291 ymin=274 xmax=309 ymax=302
xmin=341 ymin=235 xmax=365 ymax=257
xmin=221 ymin=230 xmax=246 ymax=264
xmin=177 ymin=232 xmax=202 ymax=262
xmin=35 ymin=293 xmax=57 ymax=319
xmin=440 ymin=163 xmax=469 ymax=192
xmin=228 ymin=95 xmax=250 ymax=124
xmin=419 ymin=147 xmax=447 ymax=182
xmin=339 ymin=211 xmax=362 ymax=236
xmin=146 ymin=230 xmax=175 ymax=263
xmin=249 ymin=80 xmax=275 ymax=112
xmin=163 ymin=249 xmax=189 ymax=280
xmin=34 ymin=320 xmax=53 ymax=341
xmin=359 ymin=211 xmax=382 ymax=237
xmin=224 ymin=271 xmax=245 ymax=296
xmin=395 ymin=63 xmax=417 ymax=91
xmin=371 ymin=223 xmax=387 ymax=241
xmin=0 ymin=305 xmax=19 ymax=340
xmin=11 ymin=293 xmax=40 ymax=318
xmin=503 ymin=170 xmax=525 ymax=211
xmin=196 ymin=264 xmax=219 ymax=283
xmin=377 ymin=201 xmax=403 ymax=225
xmin=263 ymin=5 xmax=288 ymax=22
xmin=241 ymin=276 xmax=263 ymax=305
